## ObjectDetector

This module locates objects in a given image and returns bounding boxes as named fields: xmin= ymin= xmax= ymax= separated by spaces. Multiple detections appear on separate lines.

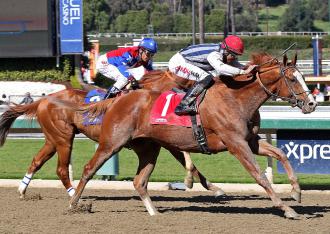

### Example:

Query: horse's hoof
xmin=184 ymin=177 xmax=194 ymax=189
xmin=291 ymin=190 xmax=301 ymax=203
xmin=69 ymin=199 xmax=79 ymax=208
xmin=284 ymin=209 xmax=299 ymax=219
xmin=149 ymin=210 xmax=160 ymax=216
xmin=19 ymin=194 xmax=25 ymax=200
xmin=214 ymin=189 xmax=225 ymax=198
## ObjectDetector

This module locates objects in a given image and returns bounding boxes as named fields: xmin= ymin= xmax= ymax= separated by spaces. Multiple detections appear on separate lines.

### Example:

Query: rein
xmin=255 ymin=64 xmax=309 ymax=106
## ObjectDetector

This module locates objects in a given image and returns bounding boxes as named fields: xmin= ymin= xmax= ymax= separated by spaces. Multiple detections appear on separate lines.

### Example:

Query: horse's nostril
xmin=308 ymin=101 xmax=316 ymax=106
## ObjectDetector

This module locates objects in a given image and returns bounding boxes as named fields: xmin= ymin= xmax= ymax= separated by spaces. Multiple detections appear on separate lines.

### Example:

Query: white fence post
xmin=265 ymin=133 xmax=274 ymax=184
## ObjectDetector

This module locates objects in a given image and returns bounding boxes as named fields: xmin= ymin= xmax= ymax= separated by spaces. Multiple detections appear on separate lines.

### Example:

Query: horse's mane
xmin=249 ymin=52 xmax=278 ymax=67
xmin=139 ymin=70 xmax=166 ymax=84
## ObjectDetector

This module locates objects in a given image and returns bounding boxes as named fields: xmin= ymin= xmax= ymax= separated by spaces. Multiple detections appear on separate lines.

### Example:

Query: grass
xmin=1 ymin=139 xmax=330 ymax=189
xmin=258 ymin=5 xmax=289 ymax=32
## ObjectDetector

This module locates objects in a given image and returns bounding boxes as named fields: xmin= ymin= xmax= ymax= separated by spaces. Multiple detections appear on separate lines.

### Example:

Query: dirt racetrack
xmin=0 ymin=187 xmax=330 ymax=234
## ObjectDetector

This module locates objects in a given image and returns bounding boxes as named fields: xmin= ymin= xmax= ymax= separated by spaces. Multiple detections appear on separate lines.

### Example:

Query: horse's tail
xmin=0 ymin=99 xmax=42 ymax=147
xmin=46 ymin=96 xmax=113 ymax=119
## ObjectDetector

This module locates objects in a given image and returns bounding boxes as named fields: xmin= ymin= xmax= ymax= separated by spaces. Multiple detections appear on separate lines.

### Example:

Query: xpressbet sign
xmin=277 ymin=130 xmax=330 ymax=174
xmin=59 ymin=0 xmax=83 ymax=54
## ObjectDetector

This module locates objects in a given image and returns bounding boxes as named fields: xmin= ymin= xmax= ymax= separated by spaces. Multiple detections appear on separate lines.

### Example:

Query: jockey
xmin=168 ymin=35 xmax=257 ymax=116
xmin=96 ymin=38 xmax=158 ymax=99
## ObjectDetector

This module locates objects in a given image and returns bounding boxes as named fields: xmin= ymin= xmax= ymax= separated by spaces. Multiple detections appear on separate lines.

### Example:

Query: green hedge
xmin=0 ymin=56 xmax=74 ymax=82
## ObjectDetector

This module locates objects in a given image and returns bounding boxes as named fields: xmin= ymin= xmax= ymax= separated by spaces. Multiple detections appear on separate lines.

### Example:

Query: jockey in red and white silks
xmin=96 ymin=38 xmax=158 ymax=99
xmin=168 ymin=35 xmax=257 ymax=115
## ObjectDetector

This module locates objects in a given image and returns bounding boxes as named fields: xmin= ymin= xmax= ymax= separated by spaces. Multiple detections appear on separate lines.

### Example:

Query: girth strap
xmin=191 ymin=114 xmax=211 ymax=154
xmin=190 ymin=89 xmax=211 ymax=155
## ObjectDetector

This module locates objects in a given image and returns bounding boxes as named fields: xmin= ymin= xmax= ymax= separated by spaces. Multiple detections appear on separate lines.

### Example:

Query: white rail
xmin=88 ymin=31 xmax=329 ymax=38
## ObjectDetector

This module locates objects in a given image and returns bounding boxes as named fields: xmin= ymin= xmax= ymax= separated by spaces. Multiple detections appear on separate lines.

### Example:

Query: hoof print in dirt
xmin=20 ymin=194 xmax=42 ymax=201
xmin=67 ymin=202 xmax=93 ymax=214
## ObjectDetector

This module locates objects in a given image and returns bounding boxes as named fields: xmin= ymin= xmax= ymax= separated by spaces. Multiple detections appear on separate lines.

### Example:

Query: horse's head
xmin=255 ymin=53 xmax=317 ymax=114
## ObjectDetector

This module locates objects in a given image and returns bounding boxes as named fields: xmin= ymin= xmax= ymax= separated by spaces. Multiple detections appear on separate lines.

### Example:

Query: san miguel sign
xmin=277 ymin=130 xmax=330 ymax=174
xmin=59 ymin=0 xmax=83 ymax=54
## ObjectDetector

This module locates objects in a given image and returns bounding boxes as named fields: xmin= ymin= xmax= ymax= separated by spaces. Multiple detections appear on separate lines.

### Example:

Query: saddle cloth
xmin=150 ymin=90 xmax=200 ymax=127
xmin=83 ymin=89 xmax=106 ymax=126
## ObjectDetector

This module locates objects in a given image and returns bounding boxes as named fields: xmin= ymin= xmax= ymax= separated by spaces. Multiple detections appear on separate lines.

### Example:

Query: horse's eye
xmin=290 ymin=78 xmax=297 ymax=83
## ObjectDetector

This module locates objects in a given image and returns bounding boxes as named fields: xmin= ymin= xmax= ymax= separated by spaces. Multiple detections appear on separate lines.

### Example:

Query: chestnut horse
xmin=60 ymin=53 xmax=317 ymax=218
xmin=0 ymin=71 xmax=223 ymax=198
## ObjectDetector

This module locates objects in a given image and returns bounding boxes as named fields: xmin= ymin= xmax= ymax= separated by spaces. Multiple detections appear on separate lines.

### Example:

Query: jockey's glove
xmin=128 ymin=76 xmax=140 ymax=90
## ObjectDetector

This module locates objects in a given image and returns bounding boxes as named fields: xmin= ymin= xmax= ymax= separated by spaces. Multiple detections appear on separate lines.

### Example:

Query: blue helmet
xmin=139 ymin=38 xmax=158 ymax=54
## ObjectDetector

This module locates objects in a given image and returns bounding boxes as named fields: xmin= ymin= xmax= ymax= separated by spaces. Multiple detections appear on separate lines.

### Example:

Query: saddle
xmin=150 ymin=88 xmax=211 ymax=154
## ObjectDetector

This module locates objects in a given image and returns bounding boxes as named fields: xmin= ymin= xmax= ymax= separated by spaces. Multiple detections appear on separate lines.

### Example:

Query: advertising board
xmin=277 ymin=130 xmax=330 ymax=174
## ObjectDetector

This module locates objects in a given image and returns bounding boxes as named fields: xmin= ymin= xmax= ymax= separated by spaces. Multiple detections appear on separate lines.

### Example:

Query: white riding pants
xmin=96 ymin=54 xmax=128 ymax=90
xmin=168 ymin=53 xmax=210 ymax=81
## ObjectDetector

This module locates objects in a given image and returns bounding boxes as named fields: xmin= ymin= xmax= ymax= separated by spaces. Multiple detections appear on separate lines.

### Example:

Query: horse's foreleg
xmin=70 ymin=143 xmax=118 ymax=207
xmin=132 ymin=141 xmax=161 ymax=216
xmin=18 ymin=142 xmax=56 ymax=199
xmin=256 ymin=140 xmax=301 ymax=203
xmin=230 ymin=140 xmax=298 ymax=219
xmin=168 ymin=150 xmax=225 ymax=197
xmin=56 ymin=144 xmax=75 ymax=197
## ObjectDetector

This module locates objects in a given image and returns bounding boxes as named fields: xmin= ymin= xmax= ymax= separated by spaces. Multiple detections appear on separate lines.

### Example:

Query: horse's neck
xmin=140 ymin=71 xmax=194 ymax=92
xmin=211 ymin=68 xmax=280 ymax=120
xmin=238 ymin=67 xmax=282 ymax=118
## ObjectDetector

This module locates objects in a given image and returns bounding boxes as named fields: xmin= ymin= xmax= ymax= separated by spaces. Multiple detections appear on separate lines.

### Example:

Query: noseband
xmin=256 ymin=63 xmax=309 ymax=108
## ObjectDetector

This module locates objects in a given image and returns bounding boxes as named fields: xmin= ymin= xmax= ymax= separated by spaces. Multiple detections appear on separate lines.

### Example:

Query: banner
xmin=277 ymin=130 xmax=330 ymax=174
xmin=59 ymin=0 xmax=83 ymax=54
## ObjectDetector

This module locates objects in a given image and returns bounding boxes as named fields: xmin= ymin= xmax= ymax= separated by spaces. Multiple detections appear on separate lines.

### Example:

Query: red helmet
xmin=222 ymin=35 xmax=244 ymax=55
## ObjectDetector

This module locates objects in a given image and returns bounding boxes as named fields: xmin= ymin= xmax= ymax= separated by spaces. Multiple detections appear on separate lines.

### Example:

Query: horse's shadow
xmin=158 ymin=205 xmax=329 ymax=219
xmin=83 ymin=194 xmax=269 ymax=204
xmin=81 ymin=194 xmax=330 ymax=218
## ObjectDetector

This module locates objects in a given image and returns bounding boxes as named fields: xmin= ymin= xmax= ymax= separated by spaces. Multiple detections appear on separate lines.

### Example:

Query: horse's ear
xmin=292 ymin=52 xmax=298 ymax=65
xmin=283 ymin=54 xmax=288 ymax=66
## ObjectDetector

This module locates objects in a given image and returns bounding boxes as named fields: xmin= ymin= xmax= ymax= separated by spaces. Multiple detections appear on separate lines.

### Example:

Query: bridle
xmin=255 ymin=59 xmax=310 ymax=108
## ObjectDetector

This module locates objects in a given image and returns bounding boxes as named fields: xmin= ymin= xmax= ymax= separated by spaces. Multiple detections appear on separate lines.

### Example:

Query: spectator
xmin=19 ymin=92 xmax=34 ymax=105
xmin=312 ymin=87 xmax=324 ymax=102
xmin=0 ymin=94 xmax=8 ymax=105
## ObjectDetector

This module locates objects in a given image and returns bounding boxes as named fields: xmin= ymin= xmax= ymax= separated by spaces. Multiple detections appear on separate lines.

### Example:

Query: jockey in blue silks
xmin=96 ymin=38 xmax=158 ymax=99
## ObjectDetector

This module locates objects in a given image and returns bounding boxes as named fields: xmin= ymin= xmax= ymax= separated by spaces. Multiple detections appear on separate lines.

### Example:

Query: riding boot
xmin=175 ymin=75 xmax=215 ymax=116
xmin=104 ymin=86 xmax=120 ymax=99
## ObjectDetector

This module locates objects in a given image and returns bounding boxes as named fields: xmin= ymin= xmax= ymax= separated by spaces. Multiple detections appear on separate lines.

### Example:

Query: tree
xmin=150 ymin=3 xmax=174 ymax=33
xmin=173 ymin=13 xmax=191 ymax=32
xmin=127 ymin=10 xmax=149 ymax=33
xmin=205 ymin=9 xmax=226 ymax=32
xmin=83 ymin=0 xmax=110 ymax=32
xmin=235 ymin=11 xmax=259 ymax=32
xmin=279 ymin=0 xmax=315 ymax=31
xmin=307 ymin=0 xmax=329 ymax=21
xmin=114 ymin=10 xmax=149 ymax=33
xmin=265 ymin=0 xmax=286 ymax=6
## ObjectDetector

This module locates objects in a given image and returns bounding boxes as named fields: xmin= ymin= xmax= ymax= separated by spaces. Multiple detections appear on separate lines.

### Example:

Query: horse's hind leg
xmin=168 ymin=149 xmax=225 ymax=197
xmin=131 ymin=140 xmax=161 ymax=216
xmin=18 ymin=141 xmax=56 ymax=198
xmin=229 ymin=140 xmax=298 ymax=218
xmin=56 ymin=141 xmax=76 ymax=197
xmin=252 ymin=139 xmax=301 ymax=203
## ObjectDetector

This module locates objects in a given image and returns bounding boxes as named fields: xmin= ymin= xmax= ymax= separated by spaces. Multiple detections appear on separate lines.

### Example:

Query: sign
xmin=0 ymin=0 xmax=54 ymax=57
xmin=59 ymin=0 xmax=83 ymax=54
xmin=277 ymin=130 xmax=330 ymax=174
